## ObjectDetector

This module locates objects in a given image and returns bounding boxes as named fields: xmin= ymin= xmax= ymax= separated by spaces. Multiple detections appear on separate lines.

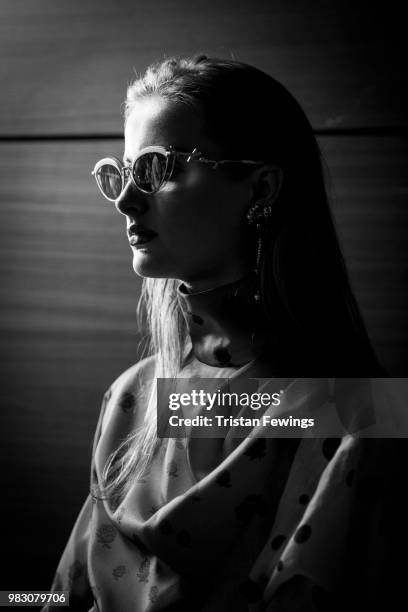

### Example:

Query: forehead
xmin=124 ymin=96 xmax=214 ymax=157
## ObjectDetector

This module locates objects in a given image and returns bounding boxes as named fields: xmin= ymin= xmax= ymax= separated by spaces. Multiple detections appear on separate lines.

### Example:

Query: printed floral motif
xmin=112 ymin=565 xmax=127 ymax=580
xmin=148 ymin=585 xmax=159 ymax=604
xmin=96 ymin=523 xmax=117 ymax=548
xmin=90 ymin=485 xmax=100 ymax=505
xmin=115 ymin=505 xmax=125 ymax=524
xmin=136 ymin=557 xmax=151 ymax=583
xmin=68 ymin=560 xmax=83 ymax=583
xmin=167 ymin=460 xmax=179 ymax=477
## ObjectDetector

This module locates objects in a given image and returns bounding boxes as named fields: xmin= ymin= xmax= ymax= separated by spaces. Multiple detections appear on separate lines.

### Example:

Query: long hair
xmin=99 ymin=55 xmax=383 ymax=505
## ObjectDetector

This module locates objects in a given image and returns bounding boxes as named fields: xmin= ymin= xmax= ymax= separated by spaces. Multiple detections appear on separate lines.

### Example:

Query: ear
xmin=249 ymin=165 xmax=283 ymax=206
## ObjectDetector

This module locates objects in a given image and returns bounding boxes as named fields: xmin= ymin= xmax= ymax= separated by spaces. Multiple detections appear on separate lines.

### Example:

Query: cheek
xmin=156 ymin=177 xmax=247 ymax=246
xmin=162 ymin=200 xmax=232 ymax=252
xmin=190 ymin=196 xmax=248 ymax=249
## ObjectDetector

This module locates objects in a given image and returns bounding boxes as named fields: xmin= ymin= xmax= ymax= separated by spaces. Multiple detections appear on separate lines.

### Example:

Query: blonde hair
xmin=97 ymin=54 xmax=383 ymax=506
xmin=99 ymin=278 xmax=188 ymax=505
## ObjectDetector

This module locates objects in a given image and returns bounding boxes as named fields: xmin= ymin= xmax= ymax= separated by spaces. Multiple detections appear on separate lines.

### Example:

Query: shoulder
xmin=98 ymin=355 xmax=157 ymax=433
xmin=108 ymin=355 xmax=157 ymax=398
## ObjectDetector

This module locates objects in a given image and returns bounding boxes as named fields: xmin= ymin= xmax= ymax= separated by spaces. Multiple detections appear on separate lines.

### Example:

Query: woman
xmin=43 ymin=55 xmax=399 ymax=611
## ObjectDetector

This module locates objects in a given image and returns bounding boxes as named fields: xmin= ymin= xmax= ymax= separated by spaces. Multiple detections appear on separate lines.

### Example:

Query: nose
xmin=114 ymin=177 xmax=149 ymax=217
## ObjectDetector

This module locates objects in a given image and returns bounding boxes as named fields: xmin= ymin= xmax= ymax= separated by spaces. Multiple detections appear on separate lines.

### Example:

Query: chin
xmin=131 ymin=253 xmax=176 ymax=279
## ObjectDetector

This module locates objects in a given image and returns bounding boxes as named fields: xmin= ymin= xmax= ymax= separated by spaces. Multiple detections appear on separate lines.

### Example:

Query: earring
xmin=246 ymin=203 xmax=273 ymax=301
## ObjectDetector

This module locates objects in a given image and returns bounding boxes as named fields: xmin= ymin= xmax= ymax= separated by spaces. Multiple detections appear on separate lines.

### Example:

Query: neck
xmin=178 ymin=264 xmax=253 ymax=295
xmin=177 ymin=273 xmax=271 ymax=368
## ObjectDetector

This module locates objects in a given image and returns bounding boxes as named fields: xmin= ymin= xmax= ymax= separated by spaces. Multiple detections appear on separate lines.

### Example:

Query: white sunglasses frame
xmin=91 ymin=144 xmax=269 ymax=202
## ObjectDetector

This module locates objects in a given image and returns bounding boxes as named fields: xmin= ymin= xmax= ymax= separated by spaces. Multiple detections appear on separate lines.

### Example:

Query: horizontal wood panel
xmin=0 ymin=137 xmax=407 ymax=382
xmin=1 ymin=0 xmax=407 ymax=136
xmin=0 ymin=135 xmax=407 ymax=590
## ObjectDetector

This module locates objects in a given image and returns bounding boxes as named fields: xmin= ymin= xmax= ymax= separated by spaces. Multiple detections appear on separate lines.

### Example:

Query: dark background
xmin=0 ymin=0 xmax=407 ymax=593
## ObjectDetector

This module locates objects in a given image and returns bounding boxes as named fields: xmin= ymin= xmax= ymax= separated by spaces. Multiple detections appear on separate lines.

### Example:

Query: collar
xmin=177 ymin=274 xmax=271 ymax=367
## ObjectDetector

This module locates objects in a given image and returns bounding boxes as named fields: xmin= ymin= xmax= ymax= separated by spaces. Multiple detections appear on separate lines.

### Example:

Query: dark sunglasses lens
xmin=133 ymin=152 xmax=167 ymax=193
xmin=95 ymin=164 xmax=122 ymax=200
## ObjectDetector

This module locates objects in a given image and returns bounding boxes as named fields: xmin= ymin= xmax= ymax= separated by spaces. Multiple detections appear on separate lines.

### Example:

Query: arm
xmin=41 ymin=390 xmax=111 ymax=612
xmin=43 ymin=494 xmax=96 ymax=611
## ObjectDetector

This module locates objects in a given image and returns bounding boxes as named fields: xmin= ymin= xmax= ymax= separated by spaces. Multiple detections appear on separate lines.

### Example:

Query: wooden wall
xmin=1 ymin=0 xmax=407 ymax=593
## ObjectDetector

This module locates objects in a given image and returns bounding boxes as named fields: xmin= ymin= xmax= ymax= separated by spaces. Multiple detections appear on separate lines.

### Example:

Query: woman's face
xmin=116 ymin=96 xmax=254 ymax=290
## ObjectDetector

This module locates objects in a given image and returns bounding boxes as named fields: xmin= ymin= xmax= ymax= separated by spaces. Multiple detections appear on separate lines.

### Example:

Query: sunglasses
xmin=91 ymin=145 xmax=267 ymax=201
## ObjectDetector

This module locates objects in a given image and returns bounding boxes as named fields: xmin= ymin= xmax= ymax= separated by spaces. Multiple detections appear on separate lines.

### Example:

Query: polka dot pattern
xmin=191 ymin=313 xmax=204 ymax=325
xmin=294 ymin=524 xmax=312 ymax=544
xmin=271 ymin=534 xmax=286 ymax=550
xmin=119 ymin=391 xmax=135 ymax=414
xmin=159 ymin=520 xmax=174 ymax=536
xmin=54 ymin=318 xmax=391 ymax=612
xmin=213 ymin=346 xmax=232 ymax=365
xmin=235 ymin=494 xmax=268 ymax=524
xmin=177 ymin=273 xmax=264 ymax=365
xmin=243 ymin=438 xmax=266 ymax=460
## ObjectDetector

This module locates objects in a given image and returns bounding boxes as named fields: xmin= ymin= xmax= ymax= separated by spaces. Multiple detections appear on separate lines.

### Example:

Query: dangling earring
xmin=246 ymin=203 xmax=273 ymax=301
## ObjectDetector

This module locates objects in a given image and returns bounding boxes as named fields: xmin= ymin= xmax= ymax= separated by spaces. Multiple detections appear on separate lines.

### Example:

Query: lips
xmin=127 ymin=224 xmax=157 ymax=246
